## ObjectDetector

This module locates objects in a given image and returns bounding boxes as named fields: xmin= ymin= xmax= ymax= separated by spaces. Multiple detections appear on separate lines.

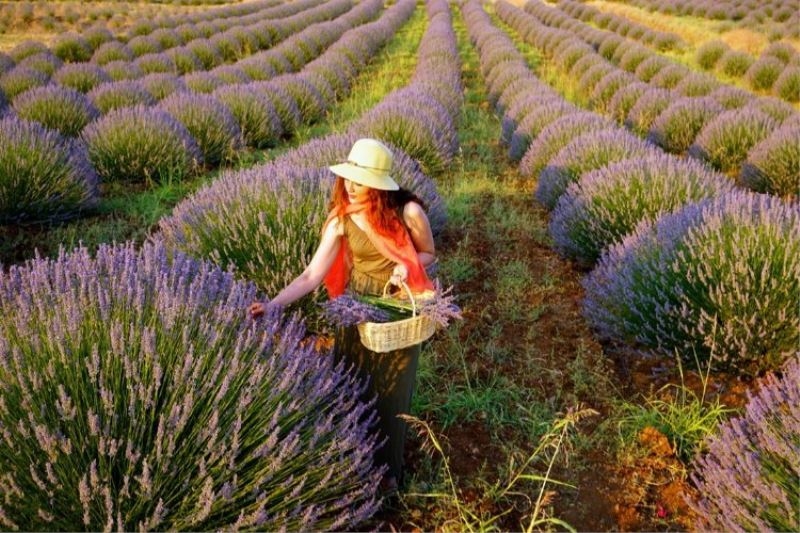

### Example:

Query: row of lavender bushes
xmin=0 ymin=240 xmax=385 ymax=531
xmin=0 ymin=0 xmax=387 ymax=224
xmin=694 ymin=40 xmax=799 ymax=102
xmin=606 ymin=0 xmax=799 ymax=38
xmin=0 ymin=0 xmax=450 ymax=526
xmin=1 ymin=0 xmax=292 ymax=68
xmin=555 ymin=0 xmax=684 ymax=52
xmin=465 ymin=2 xmax=800 ymax=529
xmin=156 ymin=0 xmax=460 ymax=328
xmin=511 ymin=0 xmax=799 ymax=199
xmin=0 ymin=0 xmax=350 ymax=107
xmin=494 ymin=0 xmax=799 ymax=370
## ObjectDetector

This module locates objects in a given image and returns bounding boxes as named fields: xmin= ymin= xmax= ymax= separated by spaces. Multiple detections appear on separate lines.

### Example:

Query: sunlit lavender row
xmin=0 ymin=0 xmax=394 ymax=224
xmin=0 ymin=0 xmax=319 ymax=77
xmin=499 ymin=0 xmax=799 ymax=198
xmin=464 ymin=0 xmax=799 ymax=374
xmin=0 ymin=241 xmax=384 ymax=531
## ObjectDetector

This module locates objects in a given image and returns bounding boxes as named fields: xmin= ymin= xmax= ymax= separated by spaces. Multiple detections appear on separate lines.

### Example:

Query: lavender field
xmin=0 ymin=0 xmax=798 ymax=530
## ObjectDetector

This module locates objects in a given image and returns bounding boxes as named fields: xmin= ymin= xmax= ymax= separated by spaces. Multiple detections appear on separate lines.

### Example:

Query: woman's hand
xmin=248 ymin=301 xmax=281 ymax=319
xmin=390 ymin=263 xmax=408 ymax=286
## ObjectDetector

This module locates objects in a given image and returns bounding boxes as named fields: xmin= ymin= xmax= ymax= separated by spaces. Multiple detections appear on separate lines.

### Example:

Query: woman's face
xmin=344 ymin=178 xmax=370 ymax=205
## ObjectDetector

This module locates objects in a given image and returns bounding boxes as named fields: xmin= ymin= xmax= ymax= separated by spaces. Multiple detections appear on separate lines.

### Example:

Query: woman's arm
xmin=249 ymin=217 xmax=342 ymax=317
xmin=402 ymin=201 xmax=436 ymax=267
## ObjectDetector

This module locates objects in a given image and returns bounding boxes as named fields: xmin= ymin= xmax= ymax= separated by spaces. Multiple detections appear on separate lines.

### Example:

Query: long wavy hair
xmin=330 ymin=177 xmax=426 ymax=247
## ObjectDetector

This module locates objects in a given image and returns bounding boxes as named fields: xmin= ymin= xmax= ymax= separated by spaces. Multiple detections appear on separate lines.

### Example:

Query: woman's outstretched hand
xmin=248 ymin=301 xmax=281 ymax=319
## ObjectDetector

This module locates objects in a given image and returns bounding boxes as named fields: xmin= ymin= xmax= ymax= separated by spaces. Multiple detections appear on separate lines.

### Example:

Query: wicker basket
xmin=357 ymin=281 xmax=437 ymax=353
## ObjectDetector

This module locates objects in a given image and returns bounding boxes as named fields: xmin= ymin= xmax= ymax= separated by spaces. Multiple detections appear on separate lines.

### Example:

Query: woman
xmin=249 ymin=138 xmax=436 ymax=493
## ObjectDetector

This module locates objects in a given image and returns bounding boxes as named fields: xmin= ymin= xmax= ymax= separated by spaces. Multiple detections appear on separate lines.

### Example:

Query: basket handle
xmin=382 ymin=280 xmax=417 ymax=317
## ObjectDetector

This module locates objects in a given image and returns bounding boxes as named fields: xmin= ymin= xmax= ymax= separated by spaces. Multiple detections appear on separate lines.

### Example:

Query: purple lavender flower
xmin=52 ymin=33 xmax=93 ymax=63
xmin=213 ymin=84 xmax=282 ymax=149
xmin=321 ymin=294 xmax=392 ymax=327
xmin=647 ymin=96 xmax=724 ymax=154
xmin=88 ymin=80 xmax=156 ymax=114
xmin=0 ymin=241 xmax=384 ymax=530
xmin=8 ymin=40 xmax=48 ymax=63
xmin=746 ymin=56 xmax=784 ymax=90
xmin=0 ymin=66 xmax=49 ymax=101
xmin=624 ymin=87 xmax=674 ymax=136
xmin=18 ymin=52 xmax=63 ymax=77
xmin=519 ymin=111 xmax=615 ymax=178
xmin=12 ymin=85 xmax=99 ymax=137
xmin=690 ymin=107 xmax=777 ymax=173
xmin=690 ymin=355 xmax=800 ymax=532
xmin=583 ymin=190 xmax=799 ymax=371
xmin=140 ymin=73 xmax=187 ymax=101
xmin=740 ymin=119 xmax=800 ymax=198
xmin=82 ymin=104 xmax=202 ymax=183
xmin=53 ymin=63 xmax=112 ymax=94
xmin=126 ymin=35 xmax=163 ymax=58
xmin=91 ymin=42 xmax=134 ymax=66
xmin=0 ymin=116 xmax=98 ymax=224
xmin=159 ymin=92 xmax=243 ymax=165
xmin=102 ymin=60 xmax=144 ymax=82
xmin=133 ymin=53 xmax=177 ymax=75
xmin=708 ymin=86 xmax=753 ymax=110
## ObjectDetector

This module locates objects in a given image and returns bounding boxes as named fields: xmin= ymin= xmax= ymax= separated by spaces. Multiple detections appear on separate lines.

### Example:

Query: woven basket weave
xmin=357 ymin=281 xmax=436 ymax=353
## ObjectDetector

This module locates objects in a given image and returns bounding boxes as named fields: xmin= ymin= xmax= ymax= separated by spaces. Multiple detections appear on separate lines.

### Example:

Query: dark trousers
xmin=334 ymin=326 xmax=421 ymax=482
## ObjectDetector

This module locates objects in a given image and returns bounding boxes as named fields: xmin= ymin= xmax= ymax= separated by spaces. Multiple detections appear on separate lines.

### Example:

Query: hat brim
xmin=329 ymin=162 xmax=399 ymax=191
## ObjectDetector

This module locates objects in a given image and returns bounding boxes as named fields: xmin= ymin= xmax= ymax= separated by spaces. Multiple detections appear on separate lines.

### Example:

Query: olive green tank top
xmin=344 ymin=216 xmax=395 ymax=296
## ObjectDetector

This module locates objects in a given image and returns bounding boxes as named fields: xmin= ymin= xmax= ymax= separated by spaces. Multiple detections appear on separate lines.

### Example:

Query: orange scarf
xmin=323 ymin=202 xmax=433 ymax=298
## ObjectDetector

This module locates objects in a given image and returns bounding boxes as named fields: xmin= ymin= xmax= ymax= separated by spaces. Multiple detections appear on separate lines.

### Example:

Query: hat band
xmin=346 ymin=159 xmax=391 ymax=173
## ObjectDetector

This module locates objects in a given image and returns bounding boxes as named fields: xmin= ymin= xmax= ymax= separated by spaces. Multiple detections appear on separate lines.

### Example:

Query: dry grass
xmin=587 ymin=0 xmax=785 ymax=55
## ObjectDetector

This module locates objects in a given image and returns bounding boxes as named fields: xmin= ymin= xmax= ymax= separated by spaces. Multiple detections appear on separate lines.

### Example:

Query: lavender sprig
xmin=321 ymin=293 xmax=392 ymax=328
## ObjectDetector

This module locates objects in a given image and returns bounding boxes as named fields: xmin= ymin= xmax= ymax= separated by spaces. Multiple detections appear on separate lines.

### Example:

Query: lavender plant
xmin=508 ymin=101 xmax=577 ymax=163
xmin=103 ymin=60 xmax=144 ymax=82
xmin=709 ymin=86 xmax=753 ymax=110
xmin=696 ymin=40 xmax=729 ymax=70
xmin=134 ymin=52 xmax=178 ymax=75
xmin=650 ymin=64 xmax=689 ymax=89
xmin=91 ymin=41 xmax=134 ymax=65
xmin=82 ymin=105 xmax=202 ymax=184
xmin=0 ymin=242 xmax=384 ymax=531
xmin=141 ymin=73 xmax=187 ymax=101
xmin=746 ymin=96 xmax=797 ymax=124
xmin=647 ymin=97 xmax=724 ymax=154
xmin=583 ymin=190 xmax=800 ymax=373
xmin=166 ymin=47 xmax=203 ymax=75
xmin=18 ymin=52 xmax=62 ymax=77
xmin=607 ymin=82 xmax=649 ymax=124
xmin=719 ymin=49 xmax=754 ymax=77
xmin=12 ymin=85 xmax=100 ymax=137
xmin=0 ymin=66 xmax=49 ymax=101
xmin=550 ymin=153 xmax=734 ymax=267
xmin=773 ymin=66 xmax=799 ymax=102
xmin=159 ymin=92 xmax=243 ymax=166
xmin=740 ymin=119 xmax=800 ymax=198
xmin=8 ymin=40 xmax=48 ymax=62
xmin=690 ymin=108 xmax=777 ymax=174
xmin=0 ymin=116 xmax=98 ymax=224
xmin=52 ymin=33 xmax=93 ymax=63
xmin=536 ymin=129 xmax=656 ymax=210
xmin=625 ymin=87 xmax=673 ymax=136
xmin=88 ymin=80 xmax=156 ymax=114
xmin=634 ymin=55 xmax=670 ymax=82
xmin=53 ymin=63 xmax=112 ymax=94
xmin=519 ymin=112 xmax=614 ymax=178
xmin=212 ymin=85 xmax=281 ymax=149
xmin=689 ymin=355 xmax=800 ymax=532
xmin=674 ymin=73 xmax=719 ymax=97
xmin=746 ymin=56 xmax=784 ymax=90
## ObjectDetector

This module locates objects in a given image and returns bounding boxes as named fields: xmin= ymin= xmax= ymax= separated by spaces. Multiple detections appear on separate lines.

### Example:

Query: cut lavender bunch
xmin=322 ymin=293 xmax=392 ymax=328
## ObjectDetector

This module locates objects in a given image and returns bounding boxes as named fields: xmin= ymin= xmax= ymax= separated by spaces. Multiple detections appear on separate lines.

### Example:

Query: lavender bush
xmin=0 ymin=66 xmax=49 ymax=101
xmin=519 ymin=112 xmax=614 ymax=178
xmin=53 ymin=63 xmax=112 ymax=93
xmin=102 ymin=60 xmax=144 ymax=82
xmin=88 ymin=80 xmax=156 ymax=114
xmin=607 ymin=82 xmax=649 ymax=124
xmin=647 ymin=97 xmax=724 ymax=154
xmin=52 ymin=33 xmax=93 ymax=63
xmin=761 ymin=41 xmax=798 ymax=65
xmin=690 ymin=108 xmax=777 ymax=173
xmin=166 ymin=47 xmax=203 ymax=75
xmin=709 ymin=86 xmax=753 ymax=110
xmin=551 ymin=153 xmax=734 ymax=267
xmin=773 ymin=66 xmax=799 ymax=102
xmin=157 ymin=163 xmax=332 ymax=321
xmin=746 ymin=56 xmax=784 ymax=90
xmin=213 ymin=85 xmax=282 ymax=149
xmin=12 ymin=85 xmax=99 ymax=137
xmin=127 ymin=35 xmax=163 ymax=58
xmin=159 ymin=92 xmax=243 ymax=166
xmin=719 ymin=49 xmax=754 ymax=77
xmin=696 ymin=40 xmax=729 ymax=70
xmin=134 ymin=52 xmax=177 ymax=75
xmin=583 ymin=190 xmax=799 ymax=373
xmin=18 ymin=52 xmax=62 ymax=77
xmin=625 ymin=87 xmax=673 ymax=136
xmin=591 ymin=71 xmax=637 ymax=113
xmin=0 ymin=242 xmax=384 ymax=531
xmin=0 ymin=116 xmax=98 ymax=224
xmin=746 ymin=96 xmax=796 ymax=124
xmin=8 ymin=40 xmax=48 ymax=63
xmin=634 ymin=55 xmax=670 ymax=82
xmin=674 ymin=73 xmax=719 ymax=97
xmin=650 ymin=64 xmax=689 ymax=89
xmin=82 ymin=105 xmax=201 ymax=184
xmin=690 ymin=355 xmax=800 ymax=532
xmin=91 ymin=42 xmax=135 ymax=65
xmin=536 ymin=129 xmax=656 ymax=210
xmin=140 ymin=73 xmax=187 ymax=101
xmin=740 ymin=120 xmax=800 ymax=198
xmin=508 ymin=100 xmax=576 ymax=162
xmin=252 ymin=81 xmax=302 ymax=135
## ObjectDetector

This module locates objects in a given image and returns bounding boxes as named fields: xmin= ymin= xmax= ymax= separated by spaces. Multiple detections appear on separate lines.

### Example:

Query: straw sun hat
xmin=328 ymin=138 xmax=399 ymax=191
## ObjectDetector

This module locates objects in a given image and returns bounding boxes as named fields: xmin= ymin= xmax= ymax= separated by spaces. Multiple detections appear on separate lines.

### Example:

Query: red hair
xmin=330 ymin=177 xmax=406 ymax=247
